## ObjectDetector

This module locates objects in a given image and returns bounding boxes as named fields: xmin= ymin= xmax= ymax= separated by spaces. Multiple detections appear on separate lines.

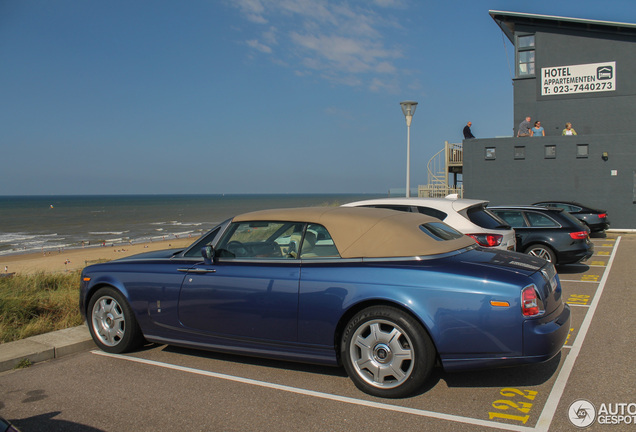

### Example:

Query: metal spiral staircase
xmin=418 ymin=141 xmax=464 ymax=198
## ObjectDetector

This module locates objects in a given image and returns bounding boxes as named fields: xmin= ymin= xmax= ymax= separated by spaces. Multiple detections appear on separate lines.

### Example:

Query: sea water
xmin=0 ymin=194 xmax=384 ymax=256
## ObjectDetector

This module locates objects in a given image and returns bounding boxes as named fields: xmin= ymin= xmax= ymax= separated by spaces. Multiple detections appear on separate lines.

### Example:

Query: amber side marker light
xmin=83 ymin=277 xmax=91 ymax=282
xmin=490 ymin=300 xmax=510 ymax=307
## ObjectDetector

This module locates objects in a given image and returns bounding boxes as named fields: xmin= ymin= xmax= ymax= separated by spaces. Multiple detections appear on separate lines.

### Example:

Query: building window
xmin=514 ymin=146 xmax=526 ymax=160
xmin=516 ymin=34 xmax=535 ymax=77
xmin=485 ymin=147 xmax=496 ymax=160
xmin=545 ymin=145 xmax=556 ymax=159
xmin=577 ymin=144 xmax=589 ymax=158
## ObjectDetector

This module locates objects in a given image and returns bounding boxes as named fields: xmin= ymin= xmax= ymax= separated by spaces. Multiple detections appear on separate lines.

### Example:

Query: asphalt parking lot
xmin=1 ymin=234 xmax=634 ymax=431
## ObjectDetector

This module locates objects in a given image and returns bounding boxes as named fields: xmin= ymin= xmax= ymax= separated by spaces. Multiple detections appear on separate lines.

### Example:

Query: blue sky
xmin=1 ymin=0 xmax=633 ymax=195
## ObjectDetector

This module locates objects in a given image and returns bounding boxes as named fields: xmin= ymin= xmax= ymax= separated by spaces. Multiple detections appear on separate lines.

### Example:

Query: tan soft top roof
xmin=233 ymin=207 xmax=475 ymax=258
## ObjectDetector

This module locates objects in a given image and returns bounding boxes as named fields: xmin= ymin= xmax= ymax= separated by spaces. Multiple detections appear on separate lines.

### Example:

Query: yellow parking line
xmin=559 ymin=279 xmax=599 ymax=283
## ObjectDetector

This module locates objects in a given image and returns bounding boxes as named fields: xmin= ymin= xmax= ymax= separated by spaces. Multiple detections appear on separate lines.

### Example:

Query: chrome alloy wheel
xmin=526 ymin=246 xmax=554 ymax=262
xmin=349 ymin=319 xmax=415 ymax=389
xmin=91 ymin=295 xmax=126 ymax=347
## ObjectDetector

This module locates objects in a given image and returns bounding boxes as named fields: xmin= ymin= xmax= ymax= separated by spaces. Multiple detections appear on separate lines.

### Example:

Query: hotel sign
xmin=541 ymin=61 xmax=616 ymax=95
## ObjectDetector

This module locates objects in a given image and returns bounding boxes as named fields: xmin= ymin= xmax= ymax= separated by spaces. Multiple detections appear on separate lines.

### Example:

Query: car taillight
xmin=467 ymin=233 xmax=503 ymax=247
xmin=521 ymin=285 xmax=543 ymax=317
xmin=569 ymin=231 xmax=588 ymax=240
xmin=598 ymin=213 xmax=607 ymax=219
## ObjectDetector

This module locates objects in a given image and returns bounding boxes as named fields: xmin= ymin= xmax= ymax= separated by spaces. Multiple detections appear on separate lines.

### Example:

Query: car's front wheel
xmin=341 ymin=306 xmax=435 ymax=398
xmin=87 ymin=287 xmax=144 ymax=354
xmin=524 ymin=244 xmax=556 ymax=263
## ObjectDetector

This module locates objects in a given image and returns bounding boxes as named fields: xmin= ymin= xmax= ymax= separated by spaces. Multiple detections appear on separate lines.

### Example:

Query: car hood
xmin=113 ymin=248 xmax=184 ymax=261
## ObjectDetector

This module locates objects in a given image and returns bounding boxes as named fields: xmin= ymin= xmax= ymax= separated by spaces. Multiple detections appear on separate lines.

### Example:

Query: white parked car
xmin=343 ymin=197 xmax=516 ymax=251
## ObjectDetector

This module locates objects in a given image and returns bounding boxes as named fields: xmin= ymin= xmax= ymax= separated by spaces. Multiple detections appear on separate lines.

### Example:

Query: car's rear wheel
xmin=341 ymin=306 xmax=435 ymax=398
xmin=524 ymin=244 xmax=556 ymax=263
xmin=87 ymin=287 xmax=144 ymax=354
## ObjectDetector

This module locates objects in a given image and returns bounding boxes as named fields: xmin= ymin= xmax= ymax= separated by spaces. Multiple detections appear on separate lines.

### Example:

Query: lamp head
xmin=400 ymin=101 xmax=418 ymax=118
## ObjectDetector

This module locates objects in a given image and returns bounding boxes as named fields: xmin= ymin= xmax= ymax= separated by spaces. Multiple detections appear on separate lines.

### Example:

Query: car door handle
xmin=178 ymin=268 xmax=217 ymax=273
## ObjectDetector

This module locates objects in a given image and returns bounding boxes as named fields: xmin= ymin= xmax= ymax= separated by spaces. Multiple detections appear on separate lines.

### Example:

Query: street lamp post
xmin=400 ymin=101 xmax=418 ymax=197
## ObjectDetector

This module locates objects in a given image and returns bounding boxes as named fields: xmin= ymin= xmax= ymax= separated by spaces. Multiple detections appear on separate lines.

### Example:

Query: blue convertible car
xmin=80 ymin=207 xmax=570 ymax=398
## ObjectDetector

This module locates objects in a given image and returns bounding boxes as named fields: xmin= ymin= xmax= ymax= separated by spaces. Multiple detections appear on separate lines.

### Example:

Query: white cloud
xmin=246 ymin=39 xmax=272 ymax=53
xmin=231 ymin=0 xmax=407 ymax=91
xmin=372 ymin=0 xmax=407 ymax=8
xmin=375 ymin=61 xmax=396 ymax=74
xmin=262 ymin=26 xmax=278 ymax=45
xmin=235 ymin=0 xmax=268 ymax=24
xmin=369 ymin=77 xmax=399 ymax=93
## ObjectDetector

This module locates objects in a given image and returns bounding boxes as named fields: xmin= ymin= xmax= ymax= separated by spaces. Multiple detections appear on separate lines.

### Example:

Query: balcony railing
xmin=418 ymin=185 xmax=464 ymax=198
xmin=447 ymin=142 xmax=463 ymax=166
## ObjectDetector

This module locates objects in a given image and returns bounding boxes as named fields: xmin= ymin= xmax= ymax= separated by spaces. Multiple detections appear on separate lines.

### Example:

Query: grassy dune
xmin=0 ymin=272 xmax=84 ymax=343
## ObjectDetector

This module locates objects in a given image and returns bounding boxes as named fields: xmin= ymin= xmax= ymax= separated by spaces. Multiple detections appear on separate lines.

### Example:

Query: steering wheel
xmin=226 ymin=240 xmax=248 ymax=257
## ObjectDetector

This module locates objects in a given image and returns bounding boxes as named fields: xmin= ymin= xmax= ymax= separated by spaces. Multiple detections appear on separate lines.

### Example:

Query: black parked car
xmin=532 ymin=201 xmax=610 ymax=233
xmin=489 ymin=205 xmax=594 ymax=265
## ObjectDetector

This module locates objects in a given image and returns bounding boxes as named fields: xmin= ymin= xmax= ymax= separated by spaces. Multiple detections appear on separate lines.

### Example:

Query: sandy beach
xmin=1 ymin=237 xmax=197 ymax=275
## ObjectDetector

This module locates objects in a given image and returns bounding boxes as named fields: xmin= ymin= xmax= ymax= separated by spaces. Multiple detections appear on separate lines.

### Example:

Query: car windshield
xmin=419 ymin=222 xmax=464 ymax=241
xmin=544 ymin=202 xmax=581 ymax=212
xmin=183 ymin=225 xmax=223 ymax=257
xmin=465 ymin=205 xmax=510 ymax=229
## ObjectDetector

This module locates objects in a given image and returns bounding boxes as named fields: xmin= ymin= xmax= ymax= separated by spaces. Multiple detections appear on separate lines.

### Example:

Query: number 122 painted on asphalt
xmin=488 ymin=388 xmax=538 ymax=424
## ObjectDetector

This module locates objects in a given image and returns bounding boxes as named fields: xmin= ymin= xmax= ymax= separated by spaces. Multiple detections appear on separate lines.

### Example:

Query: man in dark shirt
xmin=463 ymin=121 xmax=475 ymax=139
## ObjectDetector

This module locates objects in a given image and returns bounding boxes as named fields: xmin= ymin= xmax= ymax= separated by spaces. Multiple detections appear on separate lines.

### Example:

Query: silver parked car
xmin=343 ymin=197 xmax=516 ymax=251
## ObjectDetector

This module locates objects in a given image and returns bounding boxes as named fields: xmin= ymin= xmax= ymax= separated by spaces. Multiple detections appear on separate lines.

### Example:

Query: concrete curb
xmin=0 ymin=325 xmax=95 ymax=372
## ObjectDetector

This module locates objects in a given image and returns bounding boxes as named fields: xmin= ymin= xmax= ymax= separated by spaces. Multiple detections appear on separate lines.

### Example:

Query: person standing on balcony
xmin=463 ymin=122 xmax=475 ymax=139
xmin=562 ymin=122 xmax=578 ymax=135
xmin=530 ymin=120 xmax=545 ymax=136
xmin=517 ymin=116 xmax=532 ymax=137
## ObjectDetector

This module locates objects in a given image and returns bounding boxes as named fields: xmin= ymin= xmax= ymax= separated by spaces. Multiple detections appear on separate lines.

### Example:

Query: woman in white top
xmin=562 ymin=122 xmax=578 ymax=135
